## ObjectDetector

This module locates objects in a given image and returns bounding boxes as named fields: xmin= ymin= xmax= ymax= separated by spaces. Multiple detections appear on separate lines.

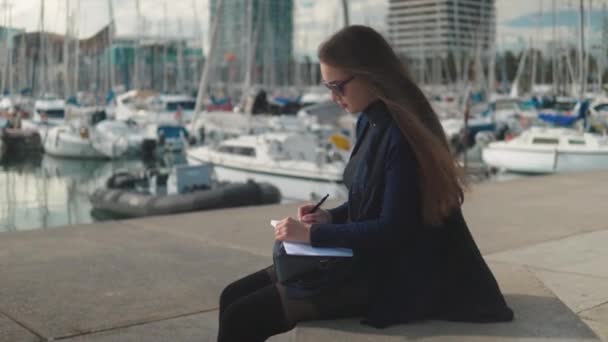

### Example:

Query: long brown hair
xmin=319 ymin=25 xmax=465 ymax=226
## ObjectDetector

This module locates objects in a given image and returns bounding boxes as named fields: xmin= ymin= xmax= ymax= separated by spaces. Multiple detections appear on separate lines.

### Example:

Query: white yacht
xmin=24 ymin=97 xmax=67 ymax=127
xmin=187 ymin=132 xmax=346 ymax=201
xmin=44 ymin=111 xmax=129 ymax=159
xmin=114 ymin=91 xmax=195 ymax=125
xmin=93 ymin=120 xmax=145 ymax=157
xmin=482 ymin=127 xmax=608 ymax=173
xmin=20 ymin=97 xmax=67 ymax=143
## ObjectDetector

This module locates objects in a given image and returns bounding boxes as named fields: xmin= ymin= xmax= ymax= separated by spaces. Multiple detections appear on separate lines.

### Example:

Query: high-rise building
xmin=209 ymin=0 xmax=294 ymax=86
xmin=388 ymin=0 xmax=495 ymax=59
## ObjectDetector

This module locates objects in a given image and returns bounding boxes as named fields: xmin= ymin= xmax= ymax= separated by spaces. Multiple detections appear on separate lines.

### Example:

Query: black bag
xmin=272 ymin=241 xmax=353 ymax=288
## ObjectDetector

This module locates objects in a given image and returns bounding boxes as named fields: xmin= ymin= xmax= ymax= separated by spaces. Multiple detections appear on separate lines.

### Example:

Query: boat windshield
xmin=494 ymin=100 xmax=519 ymax=111
xmin=554 ymin=101 xmax=577 ymax=112
xmin=218 ymin=145 xmax=256 ymax=157
xmin=166 ymin=101 xmax=195 ymax=111
xmin=39 ymin=109 xmax=65 ymax=119
xmin=532 ymin=137 xmax=559 ymax=145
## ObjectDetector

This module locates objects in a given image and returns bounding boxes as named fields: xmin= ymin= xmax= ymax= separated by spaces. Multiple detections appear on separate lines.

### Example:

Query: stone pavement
xmin=1 ymin=171 xmax=608 ymax=341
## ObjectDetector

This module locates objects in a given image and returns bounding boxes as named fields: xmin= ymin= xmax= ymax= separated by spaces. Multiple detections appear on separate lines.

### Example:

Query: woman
xmin=217 ymin=25 xmax=513 ymax=342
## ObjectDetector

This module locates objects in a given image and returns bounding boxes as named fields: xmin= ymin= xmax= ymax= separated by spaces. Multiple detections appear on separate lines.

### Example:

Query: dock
xmin=1 ymin=171 xmax=608 ymax=341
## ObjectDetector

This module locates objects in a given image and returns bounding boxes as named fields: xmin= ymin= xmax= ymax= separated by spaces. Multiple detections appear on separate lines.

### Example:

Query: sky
xmin=4 ymin=0 xmax=608 ymax=56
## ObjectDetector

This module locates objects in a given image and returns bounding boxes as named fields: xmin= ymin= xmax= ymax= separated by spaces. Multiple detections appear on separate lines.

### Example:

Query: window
xmin=594 ymin=104 xmax=608 ymax=114
xmin=568 ymin=140 xmax=585 ymax=146
xmin=495 ymin=101 xmax=517 ymax=111
xmin=532 ymin=138 xmax=559 ymax=145
xmin=218 ymin=145 xmax=256 ymax=157
xmin=234 ymin=147 xmax=256 ymax=157
xmin=218 ymin=145 xmax=234 ymax=154
xmin=554 ymin=101 xmax=577 ymax=111
xmin=166 ymin=101 xmax=196 ymax=111
xmin=39 ymin=109 xmax=65 ymax=119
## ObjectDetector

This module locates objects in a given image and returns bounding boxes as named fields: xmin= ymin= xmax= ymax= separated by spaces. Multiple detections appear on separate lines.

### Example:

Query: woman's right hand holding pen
xmin=298 ymin=204 xmax=332 ymax=224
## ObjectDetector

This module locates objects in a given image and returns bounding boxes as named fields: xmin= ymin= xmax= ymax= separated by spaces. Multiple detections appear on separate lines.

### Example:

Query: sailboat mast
xmin=578 ymin=0 xmax=585 ymax=98
xmin=177 ymin=18 xmax=184 ymax=93
xmin=1 ymin=0 xmax=7 ymax=94
xmin=108 ymin=0 xmax=115 ymax=92
xmin=191 ymin=0 xmax=202 ymax=92
xmin=341 ymin=0 xmax=349 ymax=27
xmin=7 ymin=1 xmax=13 ymax=95
xmin=552 ymin=0 xmax=557 ymax=93
xmin=64 ymin=0 xmax=70 ymax=97
xmin=241 ymin=0 xmax=254 ymax=98
xmin=39 ymin=0 xmax=46 ymax=96
xmin=133 ymin=0 xmax=141 ymax=90
xmin=601 ymin=3 xmax=607 ymax=91
xmin=162 ymin=0 xmax=168 ymax=93
xmin=191 ymin=0 xmax=225 ymax=131
xmin=73 ymin=0 xmax=80 ymax=94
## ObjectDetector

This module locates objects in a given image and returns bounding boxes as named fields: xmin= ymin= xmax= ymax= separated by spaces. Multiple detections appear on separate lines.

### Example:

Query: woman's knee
xmin=218 ymin=285 xmax=292 ymax=342
xmin=219 ymin=281 xmax=242 ymax=311
xmin=219 ymin=269 xmax=271 ymax=309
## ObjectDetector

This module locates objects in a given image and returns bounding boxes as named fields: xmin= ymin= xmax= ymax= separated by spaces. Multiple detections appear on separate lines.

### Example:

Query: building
xmin=388 ymin=0 xmax=495 ymax=57
xmin=387 ymin=0 xmax=495 ymax=84
xmin=10 ymin=25 xmax=203 ymax=97
xmin=209 ymin=0 xmax=294 ymax=87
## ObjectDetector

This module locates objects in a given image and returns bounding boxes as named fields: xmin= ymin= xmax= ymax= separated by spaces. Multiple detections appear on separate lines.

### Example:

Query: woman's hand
xmin=297 ymin=204 xmax=332 ymax=224
xmin=274 ymin=217 xmax=312 ymax=243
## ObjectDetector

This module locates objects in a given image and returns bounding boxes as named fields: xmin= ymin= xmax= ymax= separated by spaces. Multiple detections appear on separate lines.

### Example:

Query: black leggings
xmin=217 ymin=265 xmax=368 ymax=342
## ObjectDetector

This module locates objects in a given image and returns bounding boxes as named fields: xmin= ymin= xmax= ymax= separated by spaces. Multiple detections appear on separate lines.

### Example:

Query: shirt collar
xmin=361 ymin=100 xmax=391 ymax=127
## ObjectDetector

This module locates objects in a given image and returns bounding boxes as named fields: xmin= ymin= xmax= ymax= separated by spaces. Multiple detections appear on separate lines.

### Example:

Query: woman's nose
xmin=331 ymin=91 xmax=339 ymax=102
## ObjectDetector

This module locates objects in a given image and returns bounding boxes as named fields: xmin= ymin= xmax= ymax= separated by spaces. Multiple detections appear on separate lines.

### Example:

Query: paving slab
xmin=461 ymin=172 xmax=608 ymax=255
xmin=581 ymin=302 xmax=608 ymax=341
xmin=0 ymin=313 xmax=40 ymax=342
xmin=284 ymin=263 xmax=599 ymax=341
xmin=583 ymin=319 xmax=608 ymax=342
xmin=127 ymin=200 xmax=343 ymax=258
xmin=532 ymin=270 xmax=608 ymax=313
xmin=62 ymin=309 xmax=297 ymax=342
xmin=63 ymin=311 xmax=218 ymax=342
xmin=0 ymin=222 xmax=269 ymax=340
xmin=487 ymin=229 xmax=608 ymax=278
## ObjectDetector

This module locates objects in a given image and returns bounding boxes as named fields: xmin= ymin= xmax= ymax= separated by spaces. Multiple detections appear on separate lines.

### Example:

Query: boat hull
xmin=44 ymin=127 xmax=107 ymax=159
xmin=187 ymin=149 xmax=346 ymax=201
xmin=483 ymin=145 xmax=608 ymax=173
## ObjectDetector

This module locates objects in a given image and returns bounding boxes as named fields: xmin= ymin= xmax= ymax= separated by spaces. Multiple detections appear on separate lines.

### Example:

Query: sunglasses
xmin=322 ymin=76 xmax=355 ymax=97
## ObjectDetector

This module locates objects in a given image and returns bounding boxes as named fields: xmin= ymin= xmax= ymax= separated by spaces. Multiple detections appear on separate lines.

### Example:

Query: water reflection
xmin=0 ymin=152 xmax=348 ymax=232
xmin=0 ymin=155 xmax=144 ymax=232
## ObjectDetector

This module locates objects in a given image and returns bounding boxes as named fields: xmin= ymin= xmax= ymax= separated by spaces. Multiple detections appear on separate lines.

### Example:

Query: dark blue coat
xmin=310 ymin=101 xmax=514 ymax=328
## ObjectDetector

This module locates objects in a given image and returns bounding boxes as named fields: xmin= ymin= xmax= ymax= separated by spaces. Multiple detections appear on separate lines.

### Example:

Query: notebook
xmin=270 ymin=220 xmax=353 ymax=257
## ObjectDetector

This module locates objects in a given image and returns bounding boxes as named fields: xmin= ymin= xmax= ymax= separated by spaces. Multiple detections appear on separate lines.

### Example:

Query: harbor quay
xmin=1 ymin=171 xmax=608 ymax=341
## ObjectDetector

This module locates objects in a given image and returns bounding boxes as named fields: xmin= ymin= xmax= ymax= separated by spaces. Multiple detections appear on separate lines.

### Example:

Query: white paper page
xmin=270 ymin=220 xmax=353 ymax=257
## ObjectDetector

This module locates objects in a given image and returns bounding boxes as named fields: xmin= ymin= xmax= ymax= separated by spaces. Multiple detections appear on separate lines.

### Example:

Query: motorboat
xmin=482 ymin=127 xmax=608 ymax=173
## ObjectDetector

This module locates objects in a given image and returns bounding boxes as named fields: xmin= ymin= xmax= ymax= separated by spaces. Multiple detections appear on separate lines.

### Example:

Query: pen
xmin=310 ymin=193 xmax=329 ymax=213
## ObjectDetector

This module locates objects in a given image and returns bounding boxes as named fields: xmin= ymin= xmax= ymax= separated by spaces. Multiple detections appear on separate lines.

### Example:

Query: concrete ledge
xmin=272 ymin=263 xmax=599 ymax=342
